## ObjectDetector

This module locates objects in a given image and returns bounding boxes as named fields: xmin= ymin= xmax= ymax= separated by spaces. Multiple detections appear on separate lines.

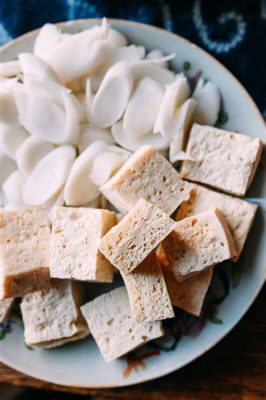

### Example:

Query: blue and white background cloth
xmin=0 ymin=0 xmax=265 ymax=114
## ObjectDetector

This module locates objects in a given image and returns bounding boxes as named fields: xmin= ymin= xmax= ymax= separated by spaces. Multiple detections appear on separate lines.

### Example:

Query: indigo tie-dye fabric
xmin=0 ymin=0 xmax=264 ymax=113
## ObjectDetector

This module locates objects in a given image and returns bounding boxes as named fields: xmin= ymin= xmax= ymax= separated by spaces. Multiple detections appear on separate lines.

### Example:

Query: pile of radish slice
xmin=0 ymin=19 xmax=221 ymax=214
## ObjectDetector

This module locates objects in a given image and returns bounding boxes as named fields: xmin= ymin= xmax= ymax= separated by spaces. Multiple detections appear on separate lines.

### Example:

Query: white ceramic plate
xmin=0 ymin=19 xmax=265 ymax=388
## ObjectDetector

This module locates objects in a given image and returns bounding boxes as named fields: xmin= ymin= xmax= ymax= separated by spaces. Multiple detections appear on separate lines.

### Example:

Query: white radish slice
xmin=2 ymin=170 xmax=26 ymax=207
xmin=193 ymin=77 xmax=204 ymax=97
xmin=146 ymin=50 xmax=168 ymax=68
xmin=123 ymin=77 xmax=164 ymax=137
xmin=14 ymin=89 xmax=31 ymax=132
xmin=64 ymin=141 xmax=107 ymax=206
xmin=131 ymin=60 xmax=175 ymax=84
xmin=15 ymin=136 xmax=54 ymax=176
xmin=85 ymin=79 xmax=94 ymax=120
xmin=193 ymin=81 xmax=221 ymax=126
xmin=107 ymin=28 xmax=127 ymax=47
xmin=0 ymin=60 xmax=21 ymax=77
xmin=89 ymin=151 xmax=127 ymax=186
xmin=0 ymin=91 xmax=19 ymax=126
xmin=0 ymin=154 xmax=16 ymax=185
xmin=24 ymin=76 xmax=70 ymax=107
xmin=111 ymin=121 xmax=170 ymax=151
xmin=0 ymin=77 xmax=21 ymax=90
xmin=78 ymin=124 xmax=114 ymax=153
xmin=19 ymin=52 xmax=61 ymax=83
xmin=61 ymin=92 xmax=80 ymax=144
xmin=45 ymin=189 xmax=65 ymax=223
xmin=107 ymin=145 xmax=131 ymax=157
xmin=154 ymin=74 xmax=190 ymax=141
xmin=0 ymin=124 xmax=28 ymax=159
xmin=34 ymin=23 xmax=62 ymax=61
xmin=71 ymin=94 xmax=87 ymax=123
xmin=23 ymin=145 xmax=76 ymax=206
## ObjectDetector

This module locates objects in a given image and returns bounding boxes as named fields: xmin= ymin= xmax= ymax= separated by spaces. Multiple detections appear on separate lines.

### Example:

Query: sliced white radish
xmin=64 ymin=141 xmax=107 ymax=206
xmin=111 ymin=121 xmax=169 ymax=151
xmin=146 ymin=50 xmax=168 ymax=68
xmin=23 ymin=145 xmax=76 ymax=206
xmin=2 ymin=170 xmax=26 ymax=207
xmin=0 ymin=60 xmax=22 ymax=77
xmin=14 ymin=89 xmax=31 ymax=132
xmin=0 ymin=153 xmax=16 ymax=185
xmin=0 ymin=91 xmax=19 ymax=126
xmin=154 ymin=74 xmax=190 ymax=141
xmin=61 ymin=92 xmax=80 ymax=144
xmin=24 ymin=76 xmax=70 ymax=107
xmin=15 ymin=136 xmax=54 ymax=176
xmin=71 ymin=94 xmax=87 ymax=123
xmin=34 ymin=23 xmax=62 ymax=61
xmin=107 ymin=28 xmax=127 ymax=47
xmin=123 ymin=77 xmax=164 ymax=137
xmin=193 ymin=77 xmax=204 ymax=97
xmin=0 ymin=123 xmax=28 ymax=159
xmin=78 ymin=124 xmax=114 ymax=153
xmin=193 ymin=81 xmax=221 ymax=126
xmin=19 ymin=52 xmax=61 ymax=83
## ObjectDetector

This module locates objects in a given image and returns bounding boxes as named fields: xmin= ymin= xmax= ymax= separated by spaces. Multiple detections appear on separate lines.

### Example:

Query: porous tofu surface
xmin=0 ymin=208 xmax=50 ymax=299
xmin=180 ymin=124 xmax=263 ymax=196
xmin=160 ymin=209 xmax=236 ymax=281
xmin=21 ymin=279 xmax=89 ymax=348
xmin=50 ymin=207 xmax=116 ymax=282
xmin=100 ymin=145 xmax=192 ymax=215
xmin=176 ymin=183 xmax=257 ymax=260
xmin=121 ymin=252 xmax=174 ymax=322
xmin=99 ymin=199 xmax=177 ymax=274
xmin=80 ymin=287 xmax=164 ymax=363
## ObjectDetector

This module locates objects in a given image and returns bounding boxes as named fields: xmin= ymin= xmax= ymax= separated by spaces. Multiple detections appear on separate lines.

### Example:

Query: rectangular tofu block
xmin=99 ymin=199 xmax=177 ymax=274
xmin=0 ymin=298 xmax=14 ymax=322
xmin=21 ymin=279 xmax=89 ymax=348
xmin=176 ymin=183 xmax=257 ymax=261
xmin=100 ymin=145 xmax=192 ymax=215
xmin=160 ymin=209 xmax=236 ymax=281
xmin=80 ymin=287 xmax=164 ymax=363
xmin=0 ymin=208 xmax=50 ymax=299
xmin=50 ymin=207 xmax=116 ymax=282
xmin=121 ymin=252 xmax=174 ymax=322
xmin=180 ymin=124 xmax=263 ymax=196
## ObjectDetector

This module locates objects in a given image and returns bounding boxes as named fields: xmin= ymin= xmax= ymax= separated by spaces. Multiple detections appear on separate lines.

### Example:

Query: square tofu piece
xmin=99 ymin=199 xmax=177 ymax=275
xmin=81 ymin=287 xmax=164 ymax=363
xmin=0 ymin=208 xmax=50 ymax=299
xmin=50 ymin=207 xmax=116 ymax=282
xmin=176 ymin=183 xmax=257 ymax=261
xmin=160 ymin=209 xmax=236 ymax=281
xmin=21 ymin=280 xmax=89 ymax=349
xmin=0 ymin=298 xmax=14 ymax=322
xmin=100 ymin=145 xmax=192 ymax=215
xmin=121 ymin=252 xmax=174 ymax=322
xmin=180 ymin=124 xmax=263 ymax=196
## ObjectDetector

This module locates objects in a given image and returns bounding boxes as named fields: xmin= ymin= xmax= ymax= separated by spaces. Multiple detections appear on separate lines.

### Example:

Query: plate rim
xmin=0 ymin=18 xmax=265 ymax=389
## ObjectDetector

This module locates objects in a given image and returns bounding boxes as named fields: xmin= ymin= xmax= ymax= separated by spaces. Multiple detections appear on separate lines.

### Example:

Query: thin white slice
xmin=123 ymin=77 xmax=164 ymax=137
xmin=89 ymin=150 xmax=129 ymax=186
xmin=19 ymin=52 xmax=61 ymax=83
xmin=15 ymin=136 xmax=54 ymax=176
xmin=64 ymin=141 xmax=107 ymax=206
xmin=24 ymin=76 xmax=71 ymax=107
xmin=2 ymin=170 xmax=26 ymax=206
xmin=193 ymin=81 xmax=221 ymax=126
xmin=23 ymin=145 xmax=76 ymax=205
xmin=146 ymin=50 xmax=168 ymax=68
xmin=0 ymin=60 xmax=21 ymax=77
xmin=0 ymin=154 xmax=16 ymax=185
xmin=34 ymin=23 xmax=62 ymax=61
xmin=78 ymin=124 xmax=114 ymax=153
xmin=154 ymin=74 xmax=190 ymax=141
xmin=0 ymin=91 xmax=19 ymax=126
xmin=0 ymin=123 xmax=28 ymax=159
xmin=111 ymin=121 xmax=170 ymax=151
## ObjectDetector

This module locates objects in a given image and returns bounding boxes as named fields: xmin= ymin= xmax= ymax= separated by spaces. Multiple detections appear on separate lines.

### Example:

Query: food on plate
xmin=159 ymin=209 xmax=236 ymax=281
xmin=176 ymin=183 xmax=258 ymax=261
xmin=121 ymin=252 xmax=174 ymax=322
xmin=180 ymin=124 xmax=263 ymax=197
xmin=20 ymin=279 xmax=89 ymax=348
xmin=99 ymin=199 xmax=176 ymax=274
xmin=80 ymin=287 xmax=164 ymax=363
xmin=0 ymin=208 xmax=50 ymax=299
xmin=50 ymin=207 xmax=116 ymax=282
xmin=100 ymin=145 xmax=192 ymax=214
xmin=0 ymin=298 xmax=14 ymax=323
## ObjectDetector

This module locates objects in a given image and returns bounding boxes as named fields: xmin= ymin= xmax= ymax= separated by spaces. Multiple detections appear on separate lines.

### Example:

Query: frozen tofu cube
xmin=0 ymin=298 xmax=14 ymax=322
xmin=100 ymin=145 xmax=192 ymax=215
xmin=180 ymin=124 xmax=263 ymax=196
xmin=20 ymin=280 xmax=89 ymax=349
xmin=50 ymin=207 xmax=116 ymax=282
xmin=176 ymin=183 xmax=257 ymax=261
xmin=0 ymin=208 xmax=50 ymax=299
xmin=80 ymin=287 xmax=164 ymax=363
xmin=99 ymin=199 xmax=177 ymax=275
xmin=160 ymin=209 xmax=236 ymax=281
xmin=121 ymin=252 xmax=174 ymax=322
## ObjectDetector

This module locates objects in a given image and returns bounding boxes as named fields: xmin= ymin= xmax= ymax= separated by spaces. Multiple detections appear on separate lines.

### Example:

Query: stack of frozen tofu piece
xmin=0 ymin=123 xmax=263 ymax=363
